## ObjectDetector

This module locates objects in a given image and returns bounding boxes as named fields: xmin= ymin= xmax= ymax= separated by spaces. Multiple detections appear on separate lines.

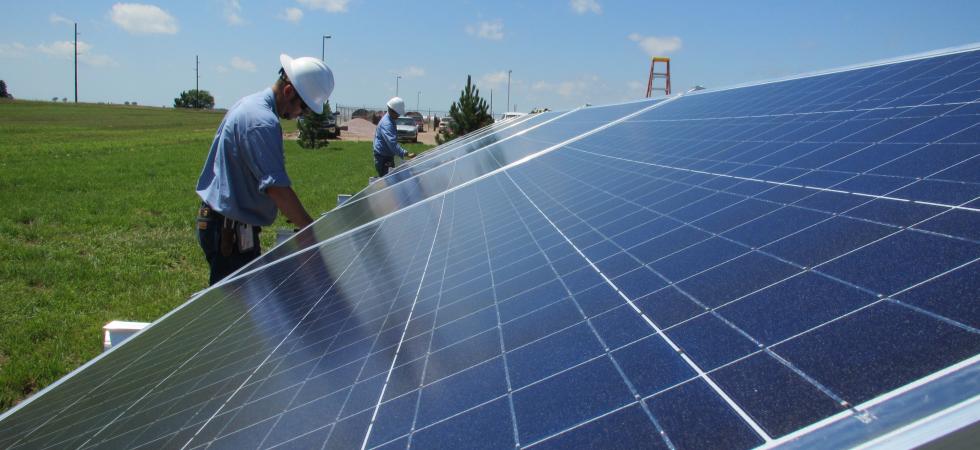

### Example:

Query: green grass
xmin=0 ymin=100 xmax=431 ymax=412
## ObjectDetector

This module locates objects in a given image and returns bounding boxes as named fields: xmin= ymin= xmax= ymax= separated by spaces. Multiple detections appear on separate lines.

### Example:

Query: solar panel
xmin=1 ymin=45 xmax=978 ymax=449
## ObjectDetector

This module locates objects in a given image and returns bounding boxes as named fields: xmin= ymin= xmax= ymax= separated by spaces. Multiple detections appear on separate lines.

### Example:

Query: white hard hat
xmin=387 ymin=97 xmax=405 ymax=116
xmin=280 ymin=54 xmax=334 ymax=114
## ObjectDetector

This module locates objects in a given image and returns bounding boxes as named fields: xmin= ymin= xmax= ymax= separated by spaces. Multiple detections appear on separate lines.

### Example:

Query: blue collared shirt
xmin=372 ymin=112 xmax=407 ymax=159
xmin=196 ymin=88 xmax=291 ymax=226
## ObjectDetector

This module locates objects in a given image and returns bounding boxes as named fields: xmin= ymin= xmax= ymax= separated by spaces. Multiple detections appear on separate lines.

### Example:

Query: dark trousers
xmin=197 ymin=203 xmax=261 ymax=285
xmin=375 ymin=155 xmax=395 ymax=177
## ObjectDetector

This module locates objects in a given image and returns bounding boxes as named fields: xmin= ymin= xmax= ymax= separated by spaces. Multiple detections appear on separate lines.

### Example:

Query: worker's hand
xmin=406 ymin=152 xmax=416 ymax=159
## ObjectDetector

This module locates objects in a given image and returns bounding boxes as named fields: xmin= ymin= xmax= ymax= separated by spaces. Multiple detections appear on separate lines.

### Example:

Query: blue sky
xmin=1 ymin=1 xmax=978 ymax=112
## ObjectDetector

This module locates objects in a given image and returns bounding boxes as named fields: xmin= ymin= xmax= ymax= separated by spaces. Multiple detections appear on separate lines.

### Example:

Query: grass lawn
xmin=0 ymin=100 xmax=431 ymax=412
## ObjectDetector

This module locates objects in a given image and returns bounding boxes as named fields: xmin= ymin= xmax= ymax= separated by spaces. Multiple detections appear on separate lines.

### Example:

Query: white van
xmin=500 ymin=112 xmax=527 ymax=122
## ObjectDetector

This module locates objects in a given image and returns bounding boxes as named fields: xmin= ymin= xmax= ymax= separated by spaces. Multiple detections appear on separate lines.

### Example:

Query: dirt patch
xmin=339 ymin=118 xmax=376 ymax=141
xmin=337 ymin=118 xmax=439 ymax=145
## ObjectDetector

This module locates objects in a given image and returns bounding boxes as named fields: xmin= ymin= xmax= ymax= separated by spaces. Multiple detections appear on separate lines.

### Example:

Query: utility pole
xmin=321 ymin=35 xmax=331 ymax=61
xmin=195 ymin=55 xmax=199 ymax=91
xmin=417 ymin=91 xmax=420 ymax=111
xmin=506 ymin=69 xmax=512 ymax=113
xmin=490 ymin=89 xmax=493 ymax=119
xmin=74 ymin=22 xmax=78 ymax=103
xmin=395 ymin=75 xmax=401 ymax=97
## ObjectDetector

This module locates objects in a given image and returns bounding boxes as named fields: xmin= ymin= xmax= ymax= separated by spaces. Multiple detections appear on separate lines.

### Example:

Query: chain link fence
xmin=334 ymin=104 xmax=450 ymax=128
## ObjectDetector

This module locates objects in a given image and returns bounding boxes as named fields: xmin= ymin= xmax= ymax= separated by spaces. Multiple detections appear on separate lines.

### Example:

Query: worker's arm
xmin=267 ymin=186 xmax=314 ymax=229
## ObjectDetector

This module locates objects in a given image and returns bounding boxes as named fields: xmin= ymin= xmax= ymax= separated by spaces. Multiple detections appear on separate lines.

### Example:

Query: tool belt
xmin=197 ymin=202 xmax=258 ymax=257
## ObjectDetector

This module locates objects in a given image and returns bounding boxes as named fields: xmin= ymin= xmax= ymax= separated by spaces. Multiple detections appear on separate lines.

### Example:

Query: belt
xmin=198 ymin=202 xmax=261 ymax=229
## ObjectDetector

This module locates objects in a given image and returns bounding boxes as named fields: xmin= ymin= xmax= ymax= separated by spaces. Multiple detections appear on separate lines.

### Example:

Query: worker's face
xmin=281 ymin=83 xmax=310 ymax=120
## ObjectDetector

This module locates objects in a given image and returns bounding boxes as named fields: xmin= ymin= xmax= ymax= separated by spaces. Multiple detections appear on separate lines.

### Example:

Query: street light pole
xmin=506 ymin=69 xmax=512 ymax=113
xmin=321 ymin=35 xmax=331 ymax=61
xmin=74 ymin=22 xmax=78 ymax=103
xmin=396 ymin=75 xmax=401 ymax=97
xmin=417 ymin=91 xmax=420 ymax=111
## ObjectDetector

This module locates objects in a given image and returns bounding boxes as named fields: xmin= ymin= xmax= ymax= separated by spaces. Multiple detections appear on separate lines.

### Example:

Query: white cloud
xmin=223 ymin=0 xmax=245 ymax=25
xmin=279 ymin=7 xmax=303 ymax=22
xmin=109 ymin=3 xmax=178 ymax=35
xmin=50 ymin=14 xmax=74 ymax=25
xmin=297 ymin=0 xmax=350 ymax=13
xmin=466 ymin=20 xmax=504 ymax=41
xmin=480 ymin=71 xmax=510 ymax=88
xmin=230 ymin=56 xmax=256 ymax=72
xmin=0 ymin=42 xmax=28 ymax=58
xmin=38 ymin=41 xmax=117 ymax=67
xmin=628 ymin=33 xmax=681 ymax=56
xmin=570 ymin=0 xmax=601 ymax=14
xmin=216 ymin=65 xmax=229 ymax=73
xmin=400 ymin=66 xmax=425 ymax=78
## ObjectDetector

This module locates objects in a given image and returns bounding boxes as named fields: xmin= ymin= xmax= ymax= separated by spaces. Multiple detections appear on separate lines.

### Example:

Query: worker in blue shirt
xmin=372 ymin=96 xmax=416 ymax=177
xmin=195 ymin=54 xmax=334 ymax=285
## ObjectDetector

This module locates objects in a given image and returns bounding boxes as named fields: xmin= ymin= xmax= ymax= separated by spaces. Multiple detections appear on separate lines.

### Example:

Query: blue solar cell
xmin=590 ymin=303 xmax=656 ymax=349
xmin=894 ymin=261 xmax=980 ymax=329
xmin=573 ymin=281 xmax=625 ymax=317
xmin=411 ymin=397 xmax=515 ymax=449
xmin=416 ymin=357 xmax=509 ymax=428
xmin=613 ymin=335 xmax=695 ymax=396
xmin=678 ymin=251 xmax=802 ymax=308
xmin=512 ymin=357 xmax=633 ymax=444
xmin=647 ymin=379 xmax=764 ymax=449
xmin=649 ymin=237 xmax=748 ymax=281
xmin=918 ymin=208 xmax=980 ymax=241
xmin=820 ymin=229 xmax=978 ymax=296
xmin=529 ymin=404 xmax=669 ymax=450
xmin=774 ymin=301 xmax=980 ymax=405
xmin=502 ymin=297 xmax=582 ymax=351
xmin=635 ymin=287 xmax=707 ymax=328
xmin=666 ymin=313 xmax=759 ymax=370
xmin=762 ymin=216 xmax=894 ymax=267
xmin=712 ymin=352 xmax=846 ymax=437
xmin=507 ymin=322 xmax=604 ymax=389
xmin=720 ymin=271 xmax=877 ymax=345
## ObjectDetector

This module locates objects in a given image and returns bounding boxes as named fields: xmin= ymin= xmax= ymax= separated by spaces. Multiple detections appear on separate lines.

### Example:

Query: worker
xmin=195 ymin=53 xmax=334 ymax=285
xmin=373 ymin=96 xmax=416 ymax=177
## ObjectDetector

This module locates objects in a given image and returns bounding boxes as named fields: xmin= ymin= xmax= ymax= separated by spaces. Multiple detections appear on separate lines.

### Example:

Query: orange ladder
xmin=645 ymin=57 xmax=671 ymax=97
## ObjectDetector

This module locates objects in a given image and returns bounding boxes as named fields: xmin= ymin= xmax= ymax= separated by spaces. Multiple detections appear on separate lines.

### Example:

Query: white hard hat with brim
xmin=280 ymin=54 xmax=334 ymax=114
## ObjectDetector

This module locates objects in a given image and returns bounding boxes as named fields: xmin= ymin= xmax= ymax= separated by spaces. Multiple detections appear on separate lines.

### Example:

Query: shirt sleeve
xmin=242 ymin=124 xmax=292 ymax=191
xmin=379 ymin=121 xmax=407 ymax=157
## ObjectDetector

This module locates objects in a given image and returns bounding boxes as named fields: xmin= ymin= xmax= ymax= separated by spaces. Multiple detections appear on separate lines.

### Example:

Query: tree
xmin=437 ymin=75 xmax=492 ymax=144
xmin=174 ymin=89 xmax=215 ymax=109
xmin=296 ymin=101 xmax=333 ymax=149
xmin=0 ymin=80 xmax=10 ymax=99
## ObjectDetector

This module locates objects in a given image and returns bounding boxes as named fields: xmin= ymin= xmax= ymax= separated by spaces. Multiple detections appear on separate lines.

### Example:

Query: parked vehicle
xmin=323 ymin=112 xmax=339 ymax=138
xmin=438 ymin=117 xmax=453 ymax=133
xmin=405 ymin=112 xmax=424 ymax=132
xmin=500 ymin=112 xmax=527 ymax=122
xmin=395 ymin=117 xmax=418 ymax=142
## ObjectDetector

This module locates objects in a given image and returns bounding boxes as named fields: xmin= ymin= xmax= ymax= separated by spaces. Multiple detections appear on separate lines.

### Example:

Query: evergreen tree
xmin=174 ymin=89 xmax=215 ymax=109
xmin=0 ymin=80 xmax=10 ymax=99
xmin=437 ymin=75 xmax=492 ymax=144
xmin=296 ymin=100 xmax=333 ymax=149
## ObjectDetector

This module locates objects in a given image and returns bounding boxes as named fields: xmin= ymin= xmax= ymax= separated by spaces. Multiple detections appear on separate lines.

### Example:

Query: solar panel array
xmin=1 ymin=46 xmax=978 ymax=449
